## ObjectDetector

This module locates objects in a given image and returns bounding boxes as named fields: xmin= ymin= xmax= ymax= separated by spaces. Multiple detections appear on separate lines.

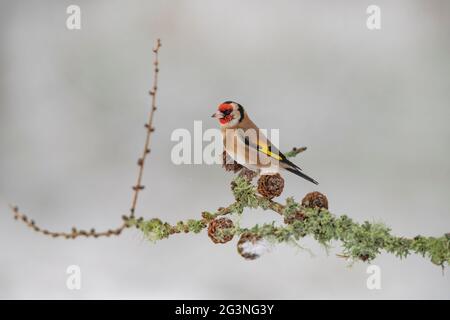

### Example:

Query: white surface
xmin=0 ymin=0 xmax=449 ymax=299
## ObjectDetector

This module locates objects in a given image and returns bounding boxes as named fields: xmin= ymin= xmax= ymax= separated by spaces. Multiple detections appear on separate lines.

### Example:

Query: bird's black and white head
xmin=211 ymin=101 xmax=245 ymax=128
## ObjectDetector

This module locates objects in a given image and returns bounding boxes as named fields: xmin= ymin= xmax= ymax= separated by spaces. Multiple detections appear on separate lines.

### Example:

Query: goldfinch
xmin=212 ymin=101 xmax=318 ymax=185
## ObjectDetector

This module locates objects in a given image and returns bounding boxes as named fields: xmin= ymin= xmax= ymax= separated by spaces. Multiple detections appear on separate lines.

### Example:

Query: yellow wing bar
xmin=257 ymin=145 xmax=282 ymax=161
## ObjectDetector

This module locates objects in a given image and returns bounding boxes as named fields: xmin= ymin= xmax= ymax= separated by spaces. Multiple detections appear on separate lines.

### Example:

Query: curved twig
xmin=10 ymin=39 xmax=162 ymax=239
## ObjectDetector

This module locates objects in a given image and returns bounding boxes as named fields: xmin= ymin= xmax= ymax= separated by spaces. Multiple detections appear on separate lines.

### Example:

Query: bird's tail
xmin=285 ymin=167 xmax=319 ymax=185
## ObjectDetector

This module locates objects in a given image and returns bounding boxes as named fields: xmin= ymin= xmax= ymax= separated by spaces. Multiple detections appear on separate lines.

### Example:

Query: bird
xmin=212 ymin=101 xmax=318 ymax=185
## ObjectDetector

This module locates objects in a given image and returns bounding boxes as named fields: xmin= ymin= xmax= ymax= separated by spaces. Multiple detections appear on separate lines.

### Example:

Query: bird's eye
xmin=222 ymin=109 xmax=232 ymax=115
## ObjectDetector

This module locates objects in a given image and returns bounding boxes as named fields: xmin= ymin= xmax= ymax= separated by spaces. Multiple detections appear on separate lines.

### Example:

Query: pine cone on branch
xmin=257 ymin=174 xmax=284 ymax=199
xmin=302 ymin=191 xmax=328 ymax=209
xmin=208 ymin=217 xmax=235 ymax=244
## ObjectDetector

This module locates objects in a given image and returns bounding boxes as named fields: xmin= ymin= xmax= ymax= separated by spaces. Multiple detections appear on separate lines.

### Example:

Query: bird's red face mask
xmin=212 ymin=103 xmax=234 ymax=125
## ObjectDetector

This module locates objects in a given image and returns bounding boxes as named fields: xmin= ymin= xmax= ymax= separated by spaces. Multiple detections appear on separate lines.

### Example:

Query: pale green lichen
xmin=282 ymin=197 xmax=301 ymax=217
xmin=133 ymin=175 xmax=450 ymax=267
xmin=186 ymin=219 xmax=205 ymax=234
xmin=134 ymin=218 xmax=171 ymax=242
xmin=230 ymin=176 xmax=259 ymax=213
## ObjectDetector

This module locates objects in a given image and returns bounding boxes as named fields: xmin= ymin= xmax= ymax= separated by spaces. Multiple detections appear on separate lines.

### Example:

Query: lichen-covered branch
xmin=125 ymin=147 xmax=450 ymax=267
xmin=127 ymin=175 xmax=450 ymax=267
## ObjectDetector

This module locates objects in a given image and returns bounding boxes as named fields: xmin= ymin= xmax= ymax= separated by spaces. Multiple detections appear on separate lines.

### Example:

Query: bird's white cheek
xmin=227 ymin=118 xmax=239 ymax=127
xmin=220 ymin=120 xmax=235 ymax=128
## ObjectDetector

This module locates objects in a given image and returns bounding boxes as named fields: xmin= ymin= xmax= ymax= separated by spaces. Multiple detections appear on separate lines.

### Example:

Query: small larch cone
xmin=207 ymin=217 xmax=234 ymax=244
xmin=359 ymin=254 xmax=370 ymax=262
xmin=302 ymin=191 xmax=329 ymax=209
xmin=222 ymin=151 xmax=243 ymax=173
xmin=257 ymin=173 xmax=284 ymax=199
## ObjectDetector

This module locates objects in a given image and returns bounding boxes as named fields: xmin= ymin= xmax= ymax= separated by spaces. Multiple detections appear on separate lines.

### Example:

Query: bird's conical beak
xmin=211 ymin=111 xmax=222 ymax=119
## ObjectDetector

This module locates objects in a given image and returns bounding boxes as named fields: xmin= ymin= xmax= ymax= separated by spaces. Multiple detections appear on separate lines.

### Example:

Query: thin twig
xmin=129 ymin=38 xmax=162 ymax=219
xmin=10 ymin=205 xmax=127 ymax=239
xmin=284 ymin=146 xmax=307 ymax=158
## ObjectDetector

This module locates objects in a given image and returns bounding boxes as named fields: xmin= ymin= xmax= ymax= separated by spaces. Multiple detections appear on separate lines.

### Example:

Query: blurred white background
xmin=0 ymin=0 xmax=449 ymax=299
